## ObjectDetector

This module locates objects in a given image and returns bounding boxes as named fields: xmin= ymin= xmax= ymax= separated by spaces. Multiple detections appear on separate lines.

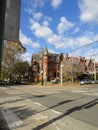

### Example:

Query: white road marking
xmin=71 ymin=90 xmax=86 ymax=93
xmin=1 ymin=109 xmax=23 ymax=129
xmin=71 ymin=90 xmax=98 ymax=96
xmin=34 ymin=102 xmax=63 ymax=115
xmin=34 ymin=101 xmax=63 ymax=117
xmin=34 ymin=102 xmax=43 ymax=106
xmin=34 ymin=113 xmax=48 ymax=120
xmin=51 ymin=109 xmax=63 ymax=115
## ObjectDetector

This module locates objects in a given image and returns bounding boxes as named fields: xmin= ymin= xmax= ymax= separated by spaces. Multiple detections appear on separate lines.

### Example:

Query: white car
xmin=51 ymin=77 xmax=60 ymax=84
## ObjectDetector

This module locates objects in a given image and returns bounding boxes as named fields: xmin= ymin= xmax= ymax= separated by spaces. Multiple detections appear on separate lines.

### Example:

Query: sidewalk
xmin=33 ymin=82 xmax=92 ymax=89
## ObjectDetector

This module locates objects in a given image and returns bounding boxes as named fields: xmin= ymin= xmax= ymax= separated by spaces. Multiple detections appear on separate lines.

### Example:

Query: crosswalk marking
xmin=1 ymin=109 xmax=24 ymax=129
xmin=51 ymin=109 xmax=63 ymax=115
xmin=34 ymin=102 xmax=43 ymax=106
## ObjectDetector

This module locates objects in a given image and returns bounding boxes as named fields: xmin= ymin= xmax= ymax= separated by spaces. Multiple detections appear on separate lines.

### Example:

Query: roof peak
xmin=42 ymin=46 xmax=48 ymax=55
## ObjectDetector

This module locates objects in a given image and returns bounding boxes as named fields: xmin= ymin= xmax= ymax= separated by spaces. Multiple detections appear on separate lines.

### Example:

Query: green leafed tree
xmin=13 ymin=61 xmax=30 ymax=82
xmin=1 ymin=40 xmax=26 ymax=80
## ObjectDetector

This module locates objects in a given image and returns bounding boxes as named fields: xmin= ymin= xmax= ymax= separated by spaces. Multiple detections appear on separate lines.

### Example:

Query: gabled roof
xmin=85 ymin=59 xmax=92 ymax=67
xmin=42 ymin=47 xmax=48 ymax=55
xmin=66 ymin=56 xmax=81 ymax=66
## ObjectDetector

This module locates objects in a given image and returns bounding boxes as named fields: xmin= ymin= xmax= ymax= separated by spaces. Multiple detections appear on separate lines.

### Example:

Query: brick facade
xmin=31 ymin=48 xmax=98 ymax=82
xmin=31 ymin=47 xmax=60 ymax=82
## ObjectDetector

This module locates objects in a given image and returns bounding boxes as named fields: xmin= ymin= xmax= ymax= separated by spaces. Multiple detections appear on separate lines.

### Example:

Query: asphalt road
xmin=0 ymin=84 xmax=98 ymax=130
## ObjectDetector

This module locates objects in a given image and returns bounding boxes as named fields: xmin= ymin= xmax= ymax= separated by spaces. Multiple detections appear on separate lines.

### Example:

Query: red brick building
xmin=31 ymin=47 xmax=61 ymax=82
xmin=31 ymin=48 xmax=98 ymax=82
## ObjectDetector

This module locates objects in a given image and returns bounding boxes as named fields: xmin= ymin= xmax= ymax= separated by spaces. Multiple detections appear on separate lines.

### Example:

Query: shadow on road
xmin=32 ymin=98 xmax=98 ymax=130
xmin=11 ymin=106 xmax=37 ymax=120
xmin=0 ymin=107 xmax=10 ymax=130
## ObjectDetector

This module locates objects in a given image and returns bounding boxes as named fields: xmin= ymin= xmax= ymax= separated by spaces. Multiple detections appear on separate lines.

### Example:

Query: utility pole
xmin=60 ymin=62 xmax=63 ymax=86
xmin=94 ymin=59 xmax=96 ymax=81
xmin=60 ymin=53 xmax=64 ymax=86
xmin=41 ymin=51 xmax=43 ymax=86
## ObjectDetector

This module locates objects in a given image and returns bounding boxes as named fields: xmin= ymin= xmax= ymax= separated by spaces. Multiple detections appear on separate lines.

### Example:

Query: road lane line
xmin=51 ymin=109 xmax=63 ymax=115
xmin=1 ymin=109 xmax=23 ymax=129
xmin=34 ymin=101 xmax=62 ymax=114
xmin=34 ymin=102 xmax=43 ymax=106
xmin=34 ymin=102 xmax=63 ymax=115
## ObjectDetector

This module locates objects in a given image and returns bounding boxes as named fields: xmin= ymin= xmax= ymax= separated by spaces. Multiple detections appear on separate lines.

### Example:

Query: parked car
xmin=95 ymin=80 xmax=98 ymax=84
xmin=51 ymin=77 xmax=60 ymax=84
xmin=90 ymin=80 xmax=95 ymax=84
xmin=90 ymin=80 xmax=98 ymax=84
xmin=80 ymin=79 xmax=90 ymax=85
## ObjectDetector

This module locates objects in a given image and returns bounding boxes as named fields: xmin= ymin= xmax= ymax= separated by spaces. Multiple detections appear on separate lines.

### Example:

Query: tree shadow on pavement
xmin=32 ymin=98 xmax=98 ymax=130
xmin=0 ymin=94 xmax=46 ymax=106
xmin=0 ymin=107 xmax=10 ymax=130
xmin=11 ymin=106 xmax=37 ymax=120
xmin=32 ymin=95 xmax=87 ymax=115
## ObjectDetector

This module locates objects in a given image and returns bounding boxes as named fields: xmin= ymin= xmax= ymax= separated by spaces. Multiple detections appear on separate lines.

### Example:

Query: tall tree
xmin=63 ymin=57 xmax=86 ymax=82
xmin=1 ymin=40 xmax=26 ymax=80
xmin=13 ymin=61 xmax=30 ymax=81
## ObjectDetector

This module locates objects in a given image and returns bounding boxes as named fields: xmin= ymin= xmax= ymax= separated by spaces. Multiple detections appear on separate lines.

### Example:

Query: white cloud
xmin=62 ymin=33 xmax=98 ymax=51
xmin=20 ymin=52 xmax=31 ymax=63
xmin=25 ymin=8 xmax=33 ymax=14
xmin=30 ymin=22 xmax=53 ymax=39
xmin=25 ymin=0 xmax=46 ymax=17
xmin=30 ymin=0 xmax=46 ymax=10
xmin=42 ymin=20 xmax=49 ymax=26
xmin=44 ymin=16 xmax=52 ymax=22
xmin=76 ymin=36 xmax=92 ymax=46
xmin=79 ymin=0 xmax=98 ymax=23
xmin=19 ymin=31 xmax=40 ymax=48
xmin=48 ymin=34 xmax=66 ymax=49
xmin=30 ymin=22 xmax=40 ymax=30
xmin=33 ymin=12 xmax=43 ymax=21
xmin=94 ymin=34 xmax=98 ymax=41
xmin=35 ymin=26 xmax=53 ymax=39
xmin=48 ymin=48 xmax=58 ymax=54
xmin=57 ymin=17 xmax=74 ymax=34
xmin=30 ymin=21 xmax=67 ymax=49
xmin=51 ymin=0 xmax=62 ymax=9
xmin=29 ymin=13 xmax=52 ymax=27
xmin=63 ymin=37 xmax=76 ymax=48
xmin=85 ymin=48 xmax=98 ymax=62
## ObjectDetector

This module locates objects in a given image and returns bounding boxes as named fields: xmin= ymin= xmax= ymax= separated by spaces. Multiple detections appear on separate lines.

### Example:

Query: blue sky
xmin=19 ymin=0 xmax=98 ymax=62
